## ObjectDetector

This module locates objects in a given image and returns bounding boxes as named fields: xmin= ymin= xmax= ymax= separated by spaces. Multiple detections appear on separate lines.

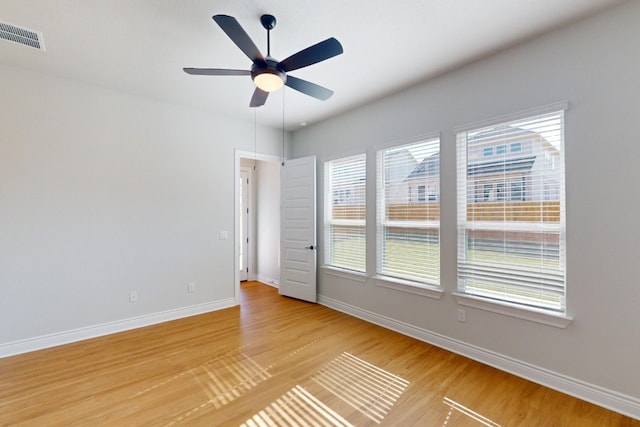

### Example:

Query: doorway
xmin=234 ymin=151 xmax=282 ymax=304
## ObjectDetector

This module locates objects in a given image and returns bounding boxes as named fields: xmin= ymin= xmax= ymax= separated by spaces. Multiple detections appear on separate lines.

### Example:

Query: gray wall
xmin=0 ymin=65 xmax=287 ymax=351
xmin=291 ymin=1 xmax=639 ymax=416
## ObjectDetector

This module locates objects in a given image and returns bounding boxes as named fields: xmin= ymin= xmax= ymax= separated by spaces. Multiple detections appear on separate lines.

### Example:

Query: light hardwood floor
xmin=1 ymin=281 xmax=638 ymax=426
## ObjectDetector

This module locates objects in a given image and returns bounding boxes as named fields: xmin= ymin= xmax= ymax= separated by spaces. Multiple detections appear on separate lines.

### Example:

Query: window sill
xmin=322 ymin=266 xmax=368 ymax=283
xmin=374 ymin=276 xmax=443 ymax=299
xmin=452 ymin=292 xmax=573 ymax=328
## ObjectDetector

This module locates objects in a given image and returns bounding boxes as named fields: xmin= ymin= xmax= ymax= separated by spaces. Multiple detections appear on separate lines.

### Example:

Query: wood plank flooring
xmin=1 ymin=281 xmax=638 ymax=426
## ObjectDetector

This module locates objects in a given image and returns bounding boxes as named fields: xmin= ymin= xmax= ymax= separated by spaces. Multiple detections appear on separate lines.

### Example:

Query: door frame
xmin=234 ymin=149 xmax=282 ymax=305
xmin=239 ymin=167 xmax=250 ymax=282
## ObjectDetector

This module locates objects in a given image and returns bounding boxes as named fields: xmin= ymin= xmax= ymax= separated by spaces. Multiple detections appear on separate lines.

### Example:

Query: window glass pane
xmin=417 ymin=185 xmax=426 ymax=202
xmin=457 ymin=109 xmax=566 ymax=311
xmin=510 ymin=180 xmax=523 ymax=201
xmin=324 ymin=154 xmax=366 ymax=272
xmin=377 ymin=137 xmax=440 ymax=285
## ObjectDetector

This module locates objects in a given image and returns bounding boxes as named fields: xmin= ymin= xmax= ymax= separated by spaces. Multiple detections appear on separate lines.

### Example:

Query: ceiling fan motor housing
xmin=251 ymin=58 xmax=287 ymax=89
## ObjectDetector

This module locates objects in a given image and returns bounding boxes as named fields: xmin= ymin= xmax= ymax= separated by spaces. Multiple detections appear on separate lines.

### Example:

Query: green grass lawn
xmin=330 ymin=237 xmax=562 ymax=308
xmin=330 ymin=237 xmax=366 ymax=272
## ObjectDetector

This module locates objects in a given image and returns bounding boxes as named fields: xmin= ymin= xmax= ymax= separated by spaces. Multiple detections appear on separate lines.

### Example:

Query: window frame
xmin=454 ymin=102 xmax=571 ymax=326
xmin=375 ymin=134 xmax=441 ymax=292
xmin=323 ymin=153 xmax=367 ymax=274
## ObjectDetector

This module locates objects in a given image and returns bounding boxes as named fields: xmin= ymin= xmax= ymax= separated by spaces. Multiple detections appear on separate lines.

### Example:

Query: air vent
xmin=0 ymin=21 xmax=45 ymax=51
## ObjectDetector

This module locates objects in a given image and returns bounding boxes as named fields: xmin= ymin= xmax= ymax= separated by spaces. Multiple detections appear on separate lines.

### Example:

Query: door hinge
xmin=246 ymin=237 xmax=249 ymax=243
xmin=246 ymin=268 xmax=248 ymax=273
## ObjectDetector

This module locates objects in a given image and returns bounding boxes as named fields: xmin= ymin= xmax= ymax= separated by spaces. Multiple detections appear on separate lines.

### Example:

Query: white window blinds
xmin=377 ymin=137 xmax=440 ymax=285
xmin=324 ymin=154 xmax=366 ymax=272
xmin=456 ymin=108 xmax=566 ymax=311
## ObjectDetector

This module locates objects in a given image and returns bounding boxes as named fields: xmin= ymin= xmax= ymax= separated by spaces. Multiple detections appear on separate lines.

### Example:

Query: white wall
xmin=291 ymin=1 xmax=640 ymax=418
xmin=255 ymin=160 xmax=281 ymax=285
xmin=0 ymin=65 xmax=287 ymax=354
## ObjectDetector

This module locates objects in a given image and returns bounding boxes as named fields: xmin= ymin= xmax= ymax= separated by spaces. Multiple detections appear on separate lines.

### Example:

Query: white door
xmin=239 ymin=169 xmax=249 ymax=281
xmin=279 ymin=156 xmax=317 ymax=302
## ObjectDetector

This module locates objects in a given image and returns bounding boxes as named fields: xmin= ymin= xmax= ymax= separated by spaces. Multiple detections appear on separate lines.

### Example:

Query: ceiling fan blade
xmin=213 ymin=15 xmax=265 ymax=64
xmin=279 ymin=38 xmax=343 ymax=72
xmin=285 ymin=75 xmax=334 ymax=101
xmin=250 ymin=88 xmax=269 ymax=107
xmin=183 ymin=68 xmax=251 ymax=76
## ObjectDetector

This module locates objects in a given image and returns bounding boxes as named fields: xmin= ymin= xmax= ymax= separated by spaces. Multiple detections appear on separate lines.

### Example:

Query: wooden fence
xmin=334 ymin=202 xmax=560 ymax=223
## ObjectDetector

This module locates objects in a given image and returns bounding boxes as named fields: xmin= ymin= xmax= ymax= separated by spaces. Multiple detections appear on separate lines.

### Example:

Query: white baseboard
xmin=257 ymin=275 xmax=279 ymax=288
xmin=0 ymin=298 xmax=236 ymax=358
xmin=318 ymin=295 xmax=640 ymax=421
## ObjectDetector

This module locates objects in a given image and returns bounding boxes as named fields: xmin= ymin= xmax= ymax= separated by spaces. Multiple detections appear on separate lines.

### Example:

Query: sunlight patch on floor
xmin=242 ymin=385 xmax=353 ymax=427
xmin=144 ymin=350 xmax=272 ymax=426
xmin=197 ymin=350 xmax=271 ymax=409
xmin=442 ymin=397 xmax=502 ymax=427
xmin=311 ymin=352 xmax=410 ymax=424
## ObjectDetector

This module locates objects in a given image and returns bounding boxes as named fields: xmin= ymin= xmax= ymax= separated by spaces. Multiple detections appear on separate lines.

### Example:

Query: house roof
xmin=406 ymin=152 xmax=538 ymax=180
xmin=467 ymin=155 xmax=536 ymax=176
xmin=469 ymin=125 xmax=539 ymax=144
xmin=469 ymin=125 xmax=560 ymax=154
xmin=406 ymin=152 xmax=440 ymax=180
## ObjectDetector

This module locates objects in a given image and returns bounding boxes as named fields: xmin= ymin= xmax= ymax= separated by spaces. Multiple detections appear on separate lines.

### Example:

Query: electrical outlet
xmin=457 ymin=308 xmax=466 ymax=322
xmin=187 ymin=282 xmax=195 ymax=293
xmin=129 ymin=291 xmax=138 ymax=303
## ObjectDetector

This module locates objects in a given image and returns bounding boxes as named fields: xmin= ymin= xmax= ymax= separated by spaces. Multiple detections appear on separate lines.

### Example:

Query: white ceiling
xmin=0 ymin=0 xmax=626 ymax=131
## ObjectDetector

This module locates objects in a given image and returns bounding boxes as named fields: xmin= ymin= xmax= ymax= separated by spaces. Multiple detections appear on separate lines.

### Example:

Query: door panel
xmin=280 ymin=156 xmax=316 ymax=302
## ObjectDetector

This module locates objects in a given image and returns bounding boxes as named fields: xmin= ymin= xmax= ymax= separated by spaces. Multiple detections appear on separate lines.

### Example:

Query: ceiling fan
xmin=184 ymin=14 xmax=343 ymax=107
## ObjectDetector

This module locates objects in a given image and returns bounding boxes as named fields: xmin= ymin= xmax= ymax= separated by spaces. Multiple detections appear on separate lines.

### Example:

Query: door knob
xmin=305 ymin=245 xmax=316 ymax=250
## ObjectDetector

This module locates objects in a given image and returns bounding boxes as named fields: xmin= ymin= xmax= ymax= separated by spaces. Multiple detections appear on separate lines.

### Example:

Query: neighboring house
xmin=403 ymin=152 xmax=440 ymax=203
xmin=399 ymin=126 xmax=560 ymax=205
xmin=384 ymin=148 xmax=420 ymax=204
xmin=331 ymin=178 xmax=365 ymax=206
xmin=465 ymin=125 xmax=561 ymax=203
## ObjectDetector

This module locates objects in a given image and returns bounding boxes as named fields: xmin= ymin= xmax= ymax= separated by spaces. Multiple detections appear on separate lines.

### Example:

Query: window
xmin=377 ymin=137 xmax=440 ymax=285
xmin=428 ymin=184 xmax=438 ymax=201
xmin=332 ymin=189 xmax=352 ymax=205
xmin=496 ymin=182 xmax=505 ymax=201
xmin=483 ymin=183 xmax=493 ymax=201
xmin=324 ymin=154 xmax=366 ymax=272
xmin=456 ymin=108 xmax=566 ymax=312
xmin=482 ymin=146 xmax=494 ymax=157
xmin=496 ymin=144 xmax=507 ymax=155
xmin=510 ymin=179 xmax=523 ymax=201
xmin=417 ymin=185 xmax=426 ymax=202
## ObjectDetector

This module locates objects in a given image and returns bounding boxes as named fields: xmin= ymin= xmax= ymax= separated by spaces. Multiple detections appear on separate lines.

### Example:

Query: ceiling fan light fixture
xmin=253 ymin=69 xmax=285 ymax=92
